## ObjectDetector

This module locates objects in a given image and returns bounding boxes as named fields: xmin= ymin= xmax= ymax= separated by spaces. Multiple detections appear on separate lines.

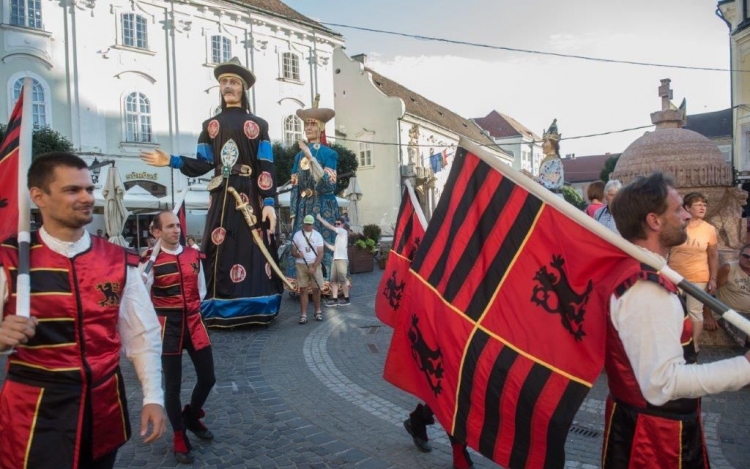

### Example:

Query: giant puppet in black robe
xmin=143 ymin=58 xmax=282 ymax=327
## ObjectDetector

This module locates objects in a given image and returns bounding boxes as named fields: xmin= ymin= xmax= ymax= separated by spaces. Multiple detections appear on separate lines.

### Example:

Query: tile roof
xmin=683 ymin=108 xmax=732 ymax=140
xmin=226 ymin=0 xmax=341 ymax=36
xmin=365 ymin=68 xmax=509 ymax=155
xmin=562 ymin=153 xmax=620 ymax=184
xmin=473 ymin=110 xmax=541 ymax=141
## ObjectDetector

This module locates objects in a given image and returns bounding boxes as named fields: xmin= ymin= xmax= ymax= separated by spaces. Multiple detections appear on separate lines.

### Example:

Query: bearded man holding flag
xmin=378 ymin=135 xmax=750 ymax=469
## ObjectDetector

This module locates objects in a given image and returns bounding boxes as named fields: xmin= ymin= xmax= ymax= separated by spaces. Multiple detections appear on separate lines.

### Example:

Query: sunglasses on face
xmin=742 ymin=253 xmax=750 ymax=260
xmin=335 ymin=223 xmax=342 ymax=226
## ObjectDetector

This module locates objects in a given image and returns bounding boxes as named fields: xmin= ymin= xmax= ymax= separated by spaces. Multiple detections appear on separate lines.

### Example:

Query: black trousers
xmin=162 ymin=329 xmax=216 ymax=431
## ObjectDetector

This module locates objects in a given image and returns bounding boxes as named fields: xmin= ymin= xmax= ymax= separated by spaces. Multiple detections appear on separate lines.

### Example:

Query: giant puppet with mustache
xmin=140 ymin=57 xmax=283 ymax=327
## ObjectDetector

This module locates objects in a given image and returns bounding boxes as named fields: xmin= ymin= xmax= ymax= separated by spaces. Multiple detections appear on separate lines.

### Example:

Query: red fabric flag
xmin=383 ymin=146 xmax=631 ymax=469
xmin=375 ymin=180 xmax=426 ymax=327
xmin=0 ymin=93 xmax=24 ymax=242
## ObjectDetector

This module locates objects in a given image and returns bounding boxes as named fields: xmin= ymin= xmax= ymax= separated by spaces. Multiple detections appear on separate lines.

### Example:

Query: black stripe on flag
xmin=543 ymin=379 xmax=590 ymax=468
xmin=395 ymin=214 xmax=414 ymax=255
xmin=424 ymin=159 xmax=491 ymax=286
xmin=0 ymin=94 xmax=23 ymax=162
xmin=464 ymin=194 xmax=543 ymax=321
xmin=443 ymin=175 xmax=516 ymax=302
xmin=508 ymin=363 xmax=553 ymax=468
xmin=452 ymin=328 xmax=491 ymax=442
xmin=478 ymin=345 xmax=518 ymax=458
xmin=412 ymin=147 xmax=467 ymax=272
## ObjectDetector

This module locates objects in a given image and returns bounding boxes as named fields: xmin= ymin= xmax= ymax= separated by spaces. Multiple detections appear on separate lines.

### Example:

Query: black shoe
xmin=174 ymin=450 xmax=195 ymax=464
xmin=403 ymin=419 xmax=432 ymax=452
xmin=339 ymin=297 xmax=351 ymax=306
xmin=183 ymin=405 xmax=214 ymax=440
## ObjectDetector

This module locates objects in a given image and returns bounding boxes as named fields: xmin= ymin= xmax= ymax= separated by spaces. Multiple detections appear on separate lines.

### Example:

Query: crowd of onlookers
xmin=585 ymin=179 xmax=750 ymax=348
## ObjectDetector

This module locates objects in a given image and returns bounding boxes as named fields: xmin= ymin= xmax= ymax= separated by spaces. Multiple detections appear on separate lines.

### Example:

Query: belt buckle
xmin=239 ymin=164 xmax=252 ymax=176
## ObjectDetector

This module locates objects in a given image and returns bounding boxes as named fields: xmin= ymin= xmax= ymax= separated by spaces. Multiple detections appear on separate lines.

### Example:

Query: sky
xmin=284 ymin=0 xmax=732 ymax=157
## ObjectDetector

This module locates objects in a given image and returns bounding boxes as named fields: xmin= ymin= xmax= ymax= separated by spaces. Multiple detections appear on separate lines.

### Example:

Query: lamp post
xmin=88 ymin=157 xmax=114 ymax=184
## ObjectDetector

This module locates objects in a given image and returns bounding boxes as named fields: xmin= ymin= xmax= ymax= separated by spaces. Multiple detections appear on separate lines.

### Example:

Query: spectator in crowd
xmin=715 ymin=243 xmax=750 ymax=347
xmin=317 ymin=214 xmax=350 ymax=306
xmin=291 ymin=215 xmax=324 ymax=324
xmin=187 ymin=236 xmax=200 ymax=250
xmin=594 ymin=179 xmax=622 ymax=234
xmin=584 ymin=180 xmax=605 ymax=217
xmin=667 ymin=192 xmax=719 ymax=349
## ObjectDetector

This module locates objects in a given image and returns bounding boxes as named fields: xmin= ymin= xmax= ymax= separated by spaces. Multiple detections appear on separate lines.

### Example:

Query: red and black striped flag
xmin=383 ymin=141 xmax=630 ymax=468
xmin=375 ymin=180 xmax=426 ymax=327
xmin=0 ymin=92 xmax=24 ymax=241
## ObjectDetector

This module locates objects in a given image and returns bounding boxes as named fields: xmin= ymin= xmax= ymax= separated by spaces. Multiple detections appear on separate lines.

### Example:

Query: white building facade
xmin=1 ymin=0 xmax=343 ymax=221
xmin=333 ymin=49 xmax=513 ymax=233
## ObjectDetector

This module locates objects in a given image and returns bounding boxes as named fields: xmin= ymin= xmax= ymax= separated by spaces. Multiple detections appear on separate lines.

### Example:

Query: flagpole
xmin=459 ymin=137 xmax=750 ymax=337
xmin=140 ymin=188 xmax=189 ymax=275
xmin=15 ymin=78 xmax=33 ymax=318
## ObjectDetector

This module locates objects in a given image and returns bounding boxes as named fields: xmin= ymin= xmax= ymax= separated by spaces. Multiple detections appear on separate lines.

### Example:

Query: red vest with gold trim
xmin=0 ymin=234 xmax=139 ymax=469
xmin=605 ymin=260 xmax=697 ymax=411
xmin=149 ymin=246 xmax=210 ymax=355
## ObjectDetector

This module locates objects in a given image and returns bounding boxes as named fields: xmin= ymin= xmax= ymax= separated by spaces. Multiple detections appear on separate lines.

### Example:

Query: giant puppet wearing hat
xmin=286 ymin=95 xmax=340 ymax=284
xmin=140 ymin=57 xmax=283 ymax=327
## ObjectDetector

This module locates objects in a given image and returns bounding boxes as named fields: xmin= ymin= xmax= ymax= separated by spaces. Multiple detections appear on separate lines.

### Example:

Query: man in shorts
xmin=317 ymin=214 xmax=350 ymax=306
xmin=291 ymin=214 xmax=324 ymax=323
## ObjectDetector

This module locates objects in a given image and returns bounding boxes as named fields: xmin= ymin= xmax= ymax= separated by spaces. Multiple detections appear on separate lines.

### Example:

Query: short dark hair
xmin=28 ymin=152 xmax=89 ymax=192
xmin=683 ymin=192 xmax=707 ymax=208
xmin=586 ymin=181 xmax=605 ymax=202
xmin=187 ymin=235 xmax=196 ymax=242
xmin=610 ymin=172 xmax=674 ymax=242
xmin=151 ymin=210 xmax=174 ymax=231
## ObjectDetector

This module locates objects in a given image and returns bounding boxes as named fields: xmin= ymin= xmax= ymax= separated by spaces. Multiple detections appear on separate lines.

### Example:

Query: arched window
xmin=122 ymin=13 xmax=148 ymax=49
xmin=13 ymin=78 xmax=46 ymax=128
xmin=10 ymin=0 xmax=42 ymax=29
xmin=124 ymin=92 xmax=152 ymax=142
xmin=211 ymin=35 xmax=231 ymax=64
xmin=283 ymin=115 xmax=303 ymax=146
xmin=282 ymin=52 xmax=300 ymax=81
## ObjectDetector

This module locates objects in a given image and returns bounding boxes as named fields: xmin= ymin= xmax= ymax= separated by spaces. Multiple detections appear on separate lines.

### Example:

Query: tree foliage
xmin=563 ymin=185 xmax=587 ymax=210
xmin=272 ymin=141 xmax=358 ymax=195
xmin=599 ymin=155 xmax=620 ymax=182
xmin=0 ymin=125 xmax=73 ymax=158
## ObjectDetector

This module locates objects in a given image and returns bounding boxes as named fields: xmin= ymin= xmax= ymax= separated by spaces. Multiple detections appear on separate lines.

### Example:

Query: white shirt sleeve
xmin=610 ymin=280 xmax=750 ymax=406
xmin=119 ymin=265 xmax=164 ymax=407
xmin=198 ymin=259 xmax=207 ymax=301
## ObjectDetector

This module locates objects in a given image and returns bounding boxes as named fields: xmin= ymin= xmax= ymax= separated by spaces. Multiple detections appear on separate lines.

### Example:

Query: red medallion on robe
xmin=207 ymin=119 xmax=220 ymax=139
xmin=244 ymin=120 xmax=260 ymax=139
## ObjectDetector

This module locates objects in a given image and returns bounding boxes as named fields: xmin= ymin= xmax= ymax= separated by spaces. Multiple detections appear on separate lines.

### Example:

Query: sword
xmin=226 ymin=186 xmax=296 ymax=291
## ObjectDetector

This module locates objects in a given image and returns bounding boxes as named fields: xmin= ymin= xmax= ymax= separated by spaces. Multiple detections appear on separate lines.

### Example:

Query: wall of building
xmin=1 ymin=0 xmax=342 ymax=218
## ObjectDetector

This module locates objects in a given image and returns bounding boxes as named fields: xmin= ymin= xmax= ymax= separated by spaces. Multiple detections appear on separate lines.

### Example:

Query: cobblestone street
xmin=2 ymin=268 xmax=749 ymax=468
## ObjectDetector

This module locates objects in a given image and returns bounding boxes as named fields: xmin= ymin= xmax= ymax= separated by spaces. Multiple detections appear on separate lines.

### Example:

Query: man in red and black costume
xmin=0 ymin=152 xmax=165 ymax=469
xmin=143 ymin=210 xmax=215 ymax=464
xmin=602 ymin=172 xmax=750 ymax=468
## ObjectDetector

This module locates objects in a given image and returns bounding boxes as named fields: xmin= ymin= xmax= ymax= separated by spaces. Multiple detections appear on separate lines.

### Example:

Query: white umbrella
xmin=102 ymin=166 xmax=130 ymax=247
xmin=344 ymin=176 xmax=363 ymax=233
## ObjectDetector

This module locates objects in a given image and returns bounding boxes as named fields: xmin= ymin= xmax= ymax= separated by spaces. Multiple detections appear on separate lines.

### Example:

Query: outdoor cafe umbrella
xmin=102 ymin=166 xmax=130 ymax=247
xmin=344 ymin=176 xmax=363 ymax=233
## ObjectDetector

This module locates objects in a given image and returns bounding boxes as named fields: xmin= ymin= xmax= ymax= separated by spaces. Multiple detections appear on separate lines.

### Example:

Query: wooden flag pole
xmin=15 ymin=78 xmax=33 ymax=318
xmin=460 ymin=137 xmax=750 ymax=336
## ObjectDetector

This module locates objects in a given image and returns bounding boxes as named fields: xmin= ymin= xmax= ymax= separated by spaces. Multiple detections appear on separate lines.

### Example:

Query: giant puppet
xmin=285 ymin=96 xmax=339 ymax=283
xmin=141 ymin=57 xmax=284 ymax=327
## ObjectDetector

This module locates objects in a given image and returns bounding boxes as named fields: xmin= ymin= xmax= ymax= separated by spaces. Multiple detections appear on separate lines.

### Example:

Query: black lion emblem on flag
xmin=382 ymin=270 xmax=406 ymax=309
xmin=531 ymin=254 xmax=592 ymax=341
xmin=408 ymin=314 xmax=444 ymax=396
